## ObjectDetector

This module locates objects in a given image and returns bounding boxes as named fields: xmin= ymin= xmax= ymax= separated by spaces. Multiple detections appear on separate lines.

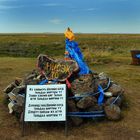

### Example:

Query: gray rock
xmin=99 ymin=72 xmax=108 ymax=80
xmin=71 ymin=74 xmax=94 ymax=95
xmin=11 ymin=85 xmax=26 ymax=95
xmin=104 ymin=92 xmax=113 ymax=97
xmin=3 ymin=78 xmax=22 ymax=94
xmin=37 ymin=54 xmax=79 ymax=81
xmin=26 ymin=79 xmax=39 ymax=85
xmin=70 ymin=116 xmax=83 ymax=126
xmin=14 ymin=78 xmax=22 ymax=86
xmin=68 ymin=99 xmax=83 ymax=126
xmin=104 ymin=104 xmax=121 ymax=120
xmin=16 ymin=94 xmax=24 ymax=106
xmin=8 ymin=92 xmax=16 ymax=101
xmin=105 ymin=97 xmax=122 ymax=107
xmin=77 ymin=96 xmax=97 ymax=109
xmin=23 ymin=69 xmax=40 ymax=85
xmin=87 ymin=105 xmax=103 ymax=112
xmin=108 ymin=84 xmax=124 ymax=96
xmin=26 ymin=73 xmax=36 ymax=81
xmin=12 ymin=103 xmax=23 ymax=113
xmin=3 ymin=82 xmax=17 ymax=94
xmin=68 ymin=99 xmax=78 ymax=112
xmin=98 ymin=79 xmax=108 ymax=89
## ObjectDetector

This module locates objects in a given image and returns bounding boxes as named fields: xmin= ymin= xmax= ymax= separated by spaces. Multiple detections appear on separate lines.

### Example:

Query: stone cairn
xmin=4 ymin=54 xmax=125 ymax=125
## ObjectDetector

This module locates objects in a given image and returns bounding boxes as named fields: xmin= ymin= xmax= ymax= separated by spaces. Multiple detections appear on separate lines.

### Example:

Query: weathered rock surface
xmin=70 ymin=117 xmax=83 ymax=126
xmin=68 ymin=99 xmax=78 ymax=111
xmin=105 ymin=97 xmax=122 ymax=107
xmin=37 ymin=54 xmax=79 ymax=81
xmin=11 ymin=85 xmax=26 ymax=95
xmin=4 ymin=82 xmax=17 ymax=94
xmin=104 ymin=104 xmax=121 ymax=120
xmin=12 ymin=104 xmax=23 ymax=114
xmin=16 ymin=94 xmax=24 ymax=106
xmin=87 ymin=105 xmax=103 ymax=112
xmin=77 ymin=96 xmax=97 ymax=109
xmin=71 ymin=74 xmax=94 ymax=95
xmin=108 ymin=84 xmax=124 ymax=96
xmin=68 ymin=99 xmax=83 ymax=125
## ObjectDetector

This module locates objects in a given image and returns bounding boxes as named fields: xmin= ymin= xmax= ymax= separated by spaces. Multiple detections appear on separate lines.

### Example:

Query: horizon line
xmin=0 ymin=32 xmax=140 ymax=35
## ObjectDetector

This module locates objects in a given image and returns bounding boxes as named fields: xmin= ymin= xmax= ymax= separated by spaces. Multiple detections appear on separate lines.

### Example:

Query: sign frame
xmin=21 ymin=84 xmax=68 ymax=137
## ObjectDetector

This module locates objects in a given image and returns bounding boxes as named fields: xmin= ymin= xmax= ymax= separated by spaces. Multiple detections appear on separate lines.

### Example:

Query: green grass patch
xmin=0 ymin=34 xmax=140 ymax=58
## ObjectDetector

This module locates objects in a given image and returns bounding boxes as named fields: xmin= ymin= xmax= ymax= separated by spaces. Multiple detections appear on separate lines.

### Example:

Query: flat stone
xmin=26 ymin=73 xmax=36 ymax=80
xmin=12 ymin=85 xmax=26 ymax=95
xmin=99 ymin=72 xmax=108 ymax=80
xmin=26 ymin=79 xmax=39 ymax=85
xmin=14 ymin=78 xmax=22 ymax=86
xmin=3 ymin=82 xmax=17 ymax=94
xmin=23 ymin=69 xmax=40 ymax=85
xmin=8 ymin=92 xmax=16 ymax=101
xmin=37 ymin=54 xmax=79 ymax=81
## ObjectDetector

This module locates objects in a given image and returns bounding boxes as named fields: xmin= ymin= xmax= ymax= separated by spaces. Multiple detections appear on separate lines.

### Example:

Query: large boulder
xmin=71 ymin=74 xmax=95 ymax=96
xmin=37 ymin=54 xmax=79 ymax=81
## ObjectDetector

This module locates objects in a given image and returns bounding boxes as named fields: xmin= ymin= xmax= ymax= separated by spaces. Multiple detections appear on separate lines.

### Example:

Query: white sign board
xmin=24 ymin=84 xmax=66 ymax=122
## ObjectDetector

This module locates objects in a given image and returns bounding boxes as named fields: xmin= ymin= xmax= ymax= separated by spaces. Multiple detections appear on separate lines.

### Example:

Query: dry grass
xmin=0 ymin=56 xmax=140 ymax=140
xmin=0 ymin=34 xmax=140 ymax=57
xmin=0 ymin=33 xmax=140 ymax=139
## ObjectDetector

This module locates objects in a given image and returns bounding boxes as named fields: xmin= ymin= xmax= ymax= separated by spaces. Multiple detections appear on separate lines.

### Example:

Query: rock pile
xmin=4 ymin=54 xmax=125 ymax=125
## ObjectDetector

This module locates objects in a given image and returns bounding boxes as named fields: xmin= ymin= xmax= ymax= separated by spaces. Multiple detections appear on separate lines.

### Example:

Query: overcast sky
xmin=0 ymin=0 xmax=139 ymax=33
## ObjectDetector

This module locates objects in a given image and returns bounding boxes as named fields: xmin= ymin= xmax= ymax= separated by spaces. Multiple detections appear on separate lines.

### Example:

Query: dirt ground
xmin=0 ymin=57 xmax=140 ymax=140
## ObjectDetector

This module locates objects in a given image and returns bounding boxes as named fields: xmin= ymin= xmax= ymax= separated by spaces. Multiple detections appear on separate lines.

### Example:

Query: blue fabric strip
xmin=67 ymin=114 xmax=105 ymax=118
xmin=136 ymin=54 xmax=140 ymax=59
xmin=68 ymin=111 xmax=104 ymax=115
xmin=65 ymin=39 xmax=90 ymax=75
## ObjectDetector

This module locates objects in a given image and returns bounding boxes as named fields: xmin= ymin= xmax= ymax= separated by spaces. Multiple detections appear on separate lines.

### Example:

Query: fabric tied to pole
xmin=65 ymin=39 xmax=90 ymax=75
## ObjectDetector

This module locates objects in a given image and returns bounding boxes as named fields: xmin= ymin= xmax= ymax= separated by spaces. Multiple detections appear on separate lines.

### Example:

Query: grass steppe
xmin=0 ymin=34 xmax=140 ymax=140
